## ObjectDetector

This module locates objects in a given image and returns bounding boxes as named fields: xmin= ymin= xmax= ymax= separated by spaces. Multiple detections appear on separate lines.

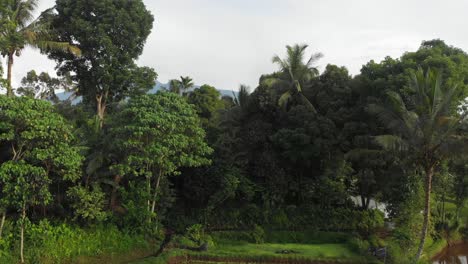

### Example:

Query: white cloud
xmin=4 ymin=0 xmax=468 ymax=90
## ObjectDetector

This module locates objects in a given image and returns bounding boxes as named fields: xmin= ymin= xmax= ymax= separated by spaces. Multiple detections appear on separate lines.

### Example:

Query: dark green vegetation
xmin=0 ymin=1 xmax=467 ymax=264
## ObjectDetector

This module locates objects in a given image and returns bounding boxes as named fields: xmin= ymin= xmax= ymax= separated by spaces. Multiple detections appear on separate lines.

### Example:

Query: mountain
xmin=56 ymin=81 xmax=238 ymax=104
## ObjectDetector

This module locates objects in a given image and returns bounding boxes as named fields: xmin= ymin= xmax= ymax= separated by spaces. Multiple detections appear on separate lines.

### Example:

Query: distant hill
xmin=56 ymin=80 xmax=238 ymax=103
xmin=151 ymin=80 xmax=238 ymax=98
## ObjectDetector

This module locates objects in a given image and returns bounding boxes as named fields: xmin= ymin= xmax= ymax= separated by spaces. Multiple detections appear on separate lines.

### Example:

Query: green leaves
xmin=49 ymin=0 xmax=155 ymax=109
xmin=0 ymin=96 xmax=83 ymax=209
xmin=271 ymin=44 xmax=320 ymax=113
xmin=0 ymin=161 xmax=51 ymax=209
xmin=112 ymin=92 xmax=213 ymax=180
xmin=370 ymin=68 xmax=467 ymax=164
xmin=0 ymin=0 xmax=80 ymax=96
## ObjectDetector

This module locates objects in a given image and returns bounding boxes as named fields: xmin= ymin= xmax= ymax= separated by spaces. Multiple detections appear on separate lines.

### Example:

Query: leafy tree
xmin=369 ymin=68 xmax=468 ymax=260
xmin=188 ymin=84 xmax=225 ymax=122
xmin=0 ymin=162 xmax=49 ymax=263
xmin=17 ymin=70 xmax=74 ymax=101
xmin=267 ymin=44 xmax=322 ymax=112
xmin=111 ymin=92 xmax=212 ymax=222
xmin=0 ymin=96 xmax=82 ymax=263
xmin=358 ymin=39 xmax=468 ymax=106
xmin=0 ymin=0 xmax=80 ymax=97
xmin=48 ymin=0 xmax=155 ymax=124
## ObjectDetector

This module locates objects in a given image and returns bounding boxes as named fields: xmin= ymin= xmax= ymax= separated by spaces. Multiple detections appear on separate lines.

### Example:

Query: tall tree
xmin=180 ymin=76 xmax=194 ymax=96
xmin=0 ymin=0 xmax=80 ymax=97
xmin=111 ymin=92 xmax=212 ymax=222
xmin=268 ymin=44 xmax=322 ymax=112
xmin=369 ymin=68 xmax=468 ymax=261
xmin=48 ymin=0 xmax=155 ymax=125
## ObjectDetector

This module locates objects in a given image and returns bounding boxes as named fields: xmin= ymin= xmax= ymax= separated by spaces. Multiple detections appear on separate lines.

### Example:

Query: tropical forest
xmin=0 ymin=0 xmax=467 ymax=263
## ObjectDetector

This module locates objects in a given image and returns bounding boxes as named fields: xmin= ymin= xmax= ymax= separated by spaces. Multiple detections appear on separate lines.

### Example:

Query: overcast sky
xmin=5 ymin=0 xmax=468 ymax=90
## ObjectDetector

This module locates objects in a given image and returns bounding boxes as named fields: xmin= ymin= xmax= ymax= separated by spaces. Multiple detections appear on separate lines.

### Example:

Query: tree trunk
xmin=147 ymin=177 xmax=151 ymax=215
xmin=150 ymin=173 xmax=162 ymax=214
xmin=442 ymin=194 xmax=446 ymax=224
xmin=20 ymin=206 xmax=26 ymax=263
xmin=0 ymin=211 xmax=5 ymax=239
xmin=415 ymin=166 xmax=434 ymax=261
xmin=96 ymin=91 xmax=108 ymax=128
xmin=110 ymin=175 xmax=122 ymax=210
xmin=360 ymin=196 xmax=370 ymax=210
xmin=7 ymin=53 xmax=14 ymax=97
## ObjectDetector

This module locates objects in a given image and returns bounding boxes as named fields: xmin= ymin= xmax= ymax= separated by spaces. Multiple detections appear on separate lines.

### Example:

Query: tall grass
xmin=0 ymin=220 xmax=152 ymax=263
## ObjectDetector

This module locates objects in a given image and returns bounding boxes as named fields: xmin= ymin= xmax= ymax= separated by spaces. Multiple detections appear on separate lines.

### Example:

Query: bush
xmin=251 ymin=225 xmax=265 ymax=244
xmin=117 ymin=182 xmax=163 ymax=237
xmin=185 ymin=224 xmax=214 ymax=248
xmin=386 ymin=239 xmax=414 ymax=264
xmin=355 ymin=209 xmax=385 ymax=236
xmin=67 ymin=184 xmax=109 ymax=223
xmin=347 ymin=237 xmax=370 ymax=255
xmin=210 ymin=231 xmax=252 ymax=244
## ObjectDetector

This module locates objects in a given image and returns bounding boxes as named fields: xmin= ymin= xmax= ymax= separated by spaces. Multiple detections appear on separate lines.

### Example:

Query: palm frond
xmin=14 ymin=0 xmax=38 ymax=28
xmin=278 ymin=90 xmax=292 ymax=110
xmin=33 ymin=40 xmax=81 ymax=56
xmin=368 ymin=103 xmax=409 ymax=137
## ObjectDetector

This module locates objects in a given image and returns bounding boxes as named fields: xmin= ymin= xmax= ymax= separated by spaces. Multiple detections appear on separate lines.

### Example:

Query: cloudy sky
xmin=6 ymin=0 xmax=468 ymax=90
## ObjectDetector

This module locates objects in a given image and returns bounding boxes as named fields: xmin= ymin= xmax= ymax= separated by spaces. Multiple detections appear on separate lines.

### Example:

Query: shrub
xmin=347 ymin=237 xmax=370 ymax=255
xmin=67 ymin=184 xmax=109 ymax=223
xmin=356 ymin=209 xmax=385 ymax=236
xmin=185 ymin=224 xmax=214 ymax=247
xmin=251 ymin=225 xmax=265 ymax=244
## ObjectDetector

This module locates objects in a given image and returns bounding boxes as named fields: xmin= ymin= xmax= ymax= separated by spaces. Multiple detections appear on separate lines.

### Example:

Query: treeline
xmin=0 ymin=0 xmax=467 ymax=263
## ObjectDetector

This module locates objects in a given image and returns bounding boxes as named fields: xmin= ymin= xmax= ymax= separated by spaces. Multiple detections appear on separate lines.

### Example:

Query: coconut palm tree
xmin=268 ymin=44 xmax=322 ymax=113
xmin=368 ymin=68 xmax=468 ymax=261
xmin=179 ymin=76 xmax=194 ymax=96
xmin=0 ymin=0 xmax=80 ymax=96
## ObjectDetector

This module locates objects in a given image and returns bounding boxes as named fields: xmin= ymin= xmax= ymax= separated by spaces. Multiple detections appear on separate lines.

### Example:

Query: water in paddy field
xmin=433 ymin=244 xmax=468 ymax=264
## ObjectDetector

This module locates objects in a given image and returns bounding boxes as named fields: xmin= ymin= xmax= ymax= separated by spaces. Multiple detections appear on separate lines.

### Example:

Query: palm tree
xmin=268 ymin=44 xmax=322 ymax=112
xmin=0 ymin=0 xmax=80 ymax=97
xmin=168 ymin=79 xmax=181 ymax=95
xmin=179 ymin=76 xmax=194 ymax=96
xmin=368 ymin=68 xmax=468 ymax=261
xmin=233 ymin=84 xmax=250 ymax=109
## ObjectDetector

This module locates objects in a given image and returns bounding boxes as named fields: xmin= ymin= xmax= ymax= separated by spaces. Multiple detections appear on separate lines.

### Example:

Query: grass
xmin=132 ymin=231 xmax=372 ymax=264
xmin=422 ymin=237 xmax=448 ymax=262
xmin=196 ymin=242 xmax=359 ymax=259
xmin=133 ymin=243 xmax=367 ymax=264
